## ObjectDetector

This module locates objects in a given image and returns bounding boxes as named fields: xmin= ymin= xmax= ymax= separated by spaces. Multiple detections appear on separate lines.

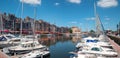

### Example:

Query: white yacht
xmin=77 ymin=45 xmax=118 ymax=57
xmin=70 ymin=45 xmax=117 ymax=58
xmin=0 ymin=34 xmax=21 ymax=48
xmin=76 ymin=36 xmax=111 ymax=49
xmin=8 ymin=40 xmax=47 ymax=54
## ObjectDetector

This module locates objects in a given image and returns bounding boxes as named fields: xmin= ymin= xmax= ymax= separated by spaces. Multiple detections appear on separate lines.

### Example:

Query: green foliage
xmin=90 ymin=30 xmax=95 ymax=33
xmin=69 ymin=29 xmax=72 ymax=33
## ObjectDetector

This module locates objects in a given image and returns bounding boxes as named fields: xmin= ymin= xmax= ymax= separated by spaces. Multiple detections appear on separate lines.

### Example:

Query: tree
xmin=69 ymin=28 xmax=72 ymax=33
xmin=90 ymin=30 xmax=95 ymax=34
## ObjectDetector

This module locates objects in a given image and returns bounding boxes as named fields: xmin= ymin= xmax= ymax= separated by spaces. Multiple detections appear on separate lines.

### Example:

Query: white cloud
xmin=105 ymin=18 xmax=111 ymax=20
xmin=97 ymin=0 xmax=118 ymax=8
xmin=85 ymin=17 xmax=95 ymax=20
xmin=55 ymin=3 xmax=60 ymax=6
xmin=69 ymin=21 xmax=77 ymax=24
xmin=67 ymin=0 xmax=81 ymax=4
xmin=104 ymin=16 xmax=111 ymax=20
xmin=20 ymin=0 xmax=41 ymax=5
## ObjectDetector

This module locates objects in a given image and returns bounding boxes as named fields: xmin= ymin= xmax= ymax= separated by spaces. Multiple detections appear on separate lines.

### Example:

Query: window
xmin=91 ymin=47 xmax=100 ymax=51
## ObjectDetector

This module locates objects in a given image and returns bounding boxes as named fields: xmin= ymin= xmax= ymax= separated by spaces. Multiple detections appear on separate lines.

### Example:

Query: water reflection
xmin=71 ymin=35 xmax=82 ymax=43
xmin=38 ymin=35 xmax=73 ymax=47
xmin=37 ymin=34 xmax=82 ymax=58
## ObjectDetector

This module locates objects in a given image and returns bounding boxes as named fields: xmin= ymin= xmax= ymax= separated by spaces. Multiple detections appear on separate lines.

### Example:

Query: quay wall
xmin=108 ymin=35 xmax=120 ymax=45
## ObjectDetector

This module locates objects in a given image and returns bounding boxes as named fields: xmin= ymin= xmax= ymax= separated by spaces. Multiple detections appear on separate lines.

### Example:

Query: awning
xmin=3 ymin=29 xmax=9 ymax=32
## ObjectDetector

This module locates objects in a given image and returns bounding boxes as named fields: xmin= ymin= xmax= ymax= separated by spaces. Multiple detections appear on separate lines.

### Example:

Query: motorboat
xmin=75 ymin=35 xmax=117 ymax=58
xmin=8 ymin=40 xmax=47 ymax=54
xmin=77 ymin=46 xmax=118 ymax=57
xmin=76 ymin=36 xmax=111 ymax=49
xmin=70 ymin=45 xmax=118 ymax=58
xmin=76 ymin=36 xmax=97 ymax=48
xmin=0 ymin=34 xmax=21 ymax=48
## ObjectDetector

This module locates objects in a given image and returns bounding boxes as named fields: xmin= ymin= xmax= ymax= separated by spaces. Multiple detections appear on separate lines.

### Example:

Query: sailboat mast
xmin=33 ymin=7 xmax=36 ymax=37
xmin=94 ymin=3 xmax=101 ymax=36
xmin=31 ymin=6 xmax=37 ymax=51
xmin=94 ymin=3 xmax=97 ymax=18
xmin=94 ymin=3 xmax=105 ymax=35
xmin=20 ymin=0 xmax=23 ymax=36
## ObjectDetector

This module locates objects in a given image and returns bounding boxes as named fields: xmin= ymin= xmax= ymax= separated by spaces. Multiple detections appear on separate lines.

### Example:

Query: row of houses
xmin=0 ymin=13 xmax=70 ymax=34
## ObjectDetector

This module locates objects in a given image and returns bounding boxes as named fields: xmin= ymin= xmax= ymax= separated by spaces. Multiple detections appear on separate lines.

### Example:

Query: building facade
xmin=0 ymin=13 xmax=70 ymax=34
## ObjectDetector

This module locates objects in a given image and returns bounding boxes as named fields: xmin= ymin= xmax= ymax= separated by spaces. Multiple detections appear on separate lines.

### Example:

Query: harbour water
xmin=38 ymin=35 xmax=82 ymax=58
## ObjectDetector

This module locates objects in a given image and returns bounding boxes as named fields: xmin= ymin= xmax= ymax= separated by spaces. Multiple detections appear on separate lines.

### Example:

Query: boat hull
xmin=8 ymin=48 xmax=44 ymax=55
xmin=9 ymin=49 xmax=31 ymax=55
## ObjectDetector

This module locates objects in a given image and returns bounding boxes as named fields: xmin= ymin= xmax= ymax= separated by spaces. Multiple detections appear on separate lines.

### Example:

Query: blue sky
xmin=0 ymin=0 xmax=120 ymax=31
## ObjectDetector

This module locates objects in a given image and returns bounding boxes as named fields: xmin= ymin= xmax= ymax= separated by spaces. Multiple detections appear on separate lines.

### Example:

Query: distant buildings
xmin=71 ymin=26 xmax=81 ymax=34
xmin=0 ymin=13 xmax=70 ymax=34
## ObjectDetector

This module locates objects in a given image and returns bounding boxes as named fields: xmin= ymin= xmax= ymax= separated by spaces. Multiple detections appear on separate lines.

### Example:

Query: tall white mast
xmin=94 ymin=3 xmax=102 ymax=35
xmin=94 ymin=3 xmax=105 ymax=36
xmin=32 ymin=5 xmax=37 ymax=51
xmin=32 ymin=6 xmax=37 ymax=48
xmin=33 ymin=6 xmax=36 ymax=37
xmin=20 ymin=0 xmax=24 ymax=36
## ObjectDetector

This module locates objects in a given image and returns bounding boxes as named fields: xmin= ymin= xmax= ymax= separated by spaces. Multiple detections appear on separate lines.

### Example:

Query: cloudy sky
xmin=0 ymin=0 xmax=120 ymax=31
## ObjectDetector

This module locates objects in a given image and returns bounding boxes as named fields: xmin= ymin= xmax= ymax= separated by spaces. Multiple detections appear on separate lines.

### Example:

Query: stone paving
xmin=0 ymin=50 xmax=9 ymax=58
